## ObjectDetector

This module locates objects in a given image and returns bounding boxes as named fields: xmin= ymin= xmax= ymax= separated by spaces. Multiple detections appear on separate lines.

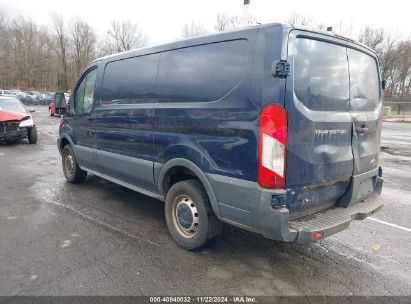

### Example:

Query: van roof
xmin=92 ymin=23 xmax=284 ymax=63
xmin=92 ymin=22 xmax=376 ymax=64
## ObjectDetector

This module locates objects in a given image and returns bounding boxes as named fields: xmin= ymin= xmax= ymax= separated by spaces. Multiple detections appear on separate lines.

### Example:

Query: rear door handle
xmin=355 ymin=127 xmax=369 ymax=133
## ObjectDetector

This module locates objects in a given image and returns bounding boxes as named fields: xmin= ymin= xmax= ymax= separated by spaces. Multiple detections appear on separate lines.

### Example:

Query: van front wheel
xmin=62 ymin=145 xmax=87 ymax=184
xmin=165 ymin=179 xmax=222 ymax=250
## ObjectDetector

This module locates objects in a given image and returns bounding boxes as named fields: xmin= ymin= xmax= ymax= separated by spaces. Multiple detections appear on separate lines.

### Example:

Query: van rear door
xmin=347 ymin=48 xmax=382 ymax=175
xmin=284 ymin=31 xmax=382 ymax=216
xmin=285 ymin=33 xmax=354 ymax=187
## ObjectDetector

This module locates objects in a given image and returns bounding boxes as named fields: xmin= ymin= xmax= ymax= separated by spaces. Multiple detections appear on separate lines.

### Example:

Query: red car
xmin=0 ymin=96 xmax=37 ymax=144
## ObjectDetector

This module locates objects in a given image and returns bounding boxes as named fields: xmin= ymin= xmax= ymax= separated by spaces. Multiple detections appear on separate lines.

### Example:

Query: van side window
xmin=294 ymin=38 xmax=350 ymax=111
xmin=347 ymin=49 xmax=380 ymax=111
xmin=157 ymin=40 xmax=249 ymax=103
xmin=75 ymin=69 xmax=97 ymax=114
xmin=101 ymin=54 xmax=160 ymax=105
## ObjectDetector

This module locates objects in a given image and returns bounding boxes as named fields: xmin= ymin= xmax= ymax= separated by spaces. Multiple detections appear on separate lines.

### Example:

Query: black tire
xmin=165 ymin=179 xmax=222 ymax=250
xmin=28 ymin=126 xmax=37 ymax=144
xmin=62 ymin=145 xmax=87 ymax=183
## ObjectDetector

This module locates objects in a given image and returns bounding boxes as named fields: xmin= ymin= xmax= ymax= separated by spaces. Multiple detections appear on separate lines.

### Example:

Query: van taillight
xmin=258 ymin=104 xmax=287 ymax=189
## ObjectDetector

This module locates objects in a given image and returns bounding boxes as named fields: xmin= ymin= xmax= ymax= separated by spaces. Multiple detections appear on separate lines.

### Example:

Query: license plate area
xmin=356 ymin=176 xmax=376 ymax=201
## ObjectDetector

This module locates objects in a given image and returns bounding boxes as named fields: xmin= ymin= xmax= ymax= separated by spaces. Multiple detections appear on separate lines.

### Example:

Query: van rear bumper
xmin=290 ymin=194 xmax=382 ymax=242
xmin=208 ymin=167 xmax=383 ymax=242
xmin=259 ymin=192 xmax=383 ymax=243
xmin=260 ymin=169 xmax=384 ymax=242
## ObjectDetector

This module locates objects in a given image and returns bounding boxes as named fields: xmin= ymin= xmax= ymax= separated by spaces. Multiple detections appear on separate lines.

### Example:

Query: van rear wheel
xmin=62 ymin=145 xmax=87 ymax=184
xmin=165 ymin=179 xmax=222 ymax=250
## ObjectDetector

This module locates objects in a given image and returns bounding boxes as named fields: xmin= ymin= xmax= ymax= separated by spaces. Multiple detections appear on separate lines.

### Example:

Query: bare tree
xmin=181 ymin=21 xmax=209 ymax=38
xmin=0 ymin=10 xmax=10 ymax=88
xmin=395 ymin=41 xmax=411 ymax=100
xmin=286 ymin=11 xmax=314 ymax=27
xmin=215 ymin=13 xmax=239 ymax=32
xmin=286 ymin=12 xmax=352 ymax=33
xmin=70 ymin=17 xmax=97 ymax=78
xmin=0 ymin=10 xmax=6 ymax=34
xmin=50 ymin=12 xmax=69 ymax=91
xmin=9 ymin=17 xmax=37 ymax=89
xmin=102 ymin=20 xmax=147 ymax=55
xmin=334 ymin=20 xmax=353 ymax=36
xmin=358 ymin=27 xmax=400 ymax=98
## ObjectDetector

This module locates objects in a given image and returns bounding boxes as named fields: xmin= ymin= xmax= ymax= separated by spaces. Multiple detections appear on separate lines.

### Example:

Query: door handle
xmin=355 ymin=127 xmax=369 ymax=133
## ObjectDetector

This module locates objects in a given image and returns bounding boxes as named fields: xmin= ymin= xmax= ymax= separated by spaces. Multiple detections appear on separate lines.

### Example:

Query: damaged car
xmin=0 ymin=96 xmax=37 ymax=144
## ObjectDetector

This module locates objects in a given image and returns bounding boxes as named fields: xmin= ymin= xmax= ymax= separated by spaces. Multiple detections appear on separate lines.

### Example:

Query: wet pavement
xmin=0 ymin=107 xmax=410 ymax=296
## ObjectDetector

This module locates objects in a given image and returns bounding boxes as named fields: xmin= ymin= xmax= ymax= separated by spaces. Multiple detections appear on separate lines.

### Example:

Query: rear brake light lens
xmin=312 ymin=231 xmax=324 ymax=239
xmin=258 ymin=104 xmax=287 ymax=189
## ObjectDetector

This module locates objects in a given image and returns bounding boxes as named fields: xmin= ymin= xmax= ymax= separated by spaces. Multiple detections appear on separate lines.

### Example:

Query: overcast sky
xmin=1 ymin=0 xmax=410 ymax=45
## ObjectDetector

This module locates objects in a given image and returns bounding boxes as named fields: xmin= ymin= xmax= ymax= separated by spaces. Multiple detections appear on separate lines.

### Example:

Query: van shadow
xmin=57 ymin=174 xmax=390 ymax=296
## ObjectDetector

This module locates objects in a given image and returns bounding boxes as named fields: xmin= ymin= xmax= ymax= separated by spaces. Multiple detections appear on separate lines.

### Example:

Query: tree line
xmin=0 ymin=9 xmax=410 ymax=103
xmin=0 ymin=11 xmax=147 ymax=92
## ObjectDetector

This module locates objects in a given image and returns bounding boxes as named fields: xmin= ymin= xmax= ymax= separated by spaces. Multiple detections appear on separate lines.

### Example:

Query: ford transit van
xmin=57 ymin=23 xmax=384 ymax=250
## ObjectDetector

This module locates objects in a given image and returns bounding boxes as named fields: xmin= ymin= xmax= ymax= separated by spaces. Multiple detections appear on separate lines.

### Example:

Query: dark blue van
xmin=57 ymin=23 xmax=384 ymax=250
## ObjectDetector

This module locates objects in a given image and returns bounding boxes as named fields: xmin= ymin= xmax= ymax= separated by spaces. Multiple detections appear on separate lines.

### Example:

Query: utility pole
xmin=239 ymin=0 xmax=252 ymax=27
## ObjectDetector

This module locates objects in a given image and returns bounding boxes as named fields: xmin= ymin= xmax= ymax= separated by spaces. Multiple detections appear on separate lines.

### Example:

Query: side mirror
xmin=28 ymin=108 xmax=35 ymax=113
xmin=382 ymin=79 xmax=387 ymax=90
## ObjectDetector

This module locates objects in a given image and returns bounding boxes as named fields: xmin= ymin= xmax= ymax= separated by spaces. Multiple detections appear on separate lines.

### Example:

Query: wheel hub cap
xmin=65 ymin=154 xmax=75 ymax=176
xmin=174 ymin=195 xmax=199 ymax=238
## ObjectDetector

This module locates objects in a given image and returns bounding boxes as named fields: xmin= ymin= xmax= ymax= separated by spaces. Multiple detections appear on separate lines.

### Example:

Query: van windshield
xmin=293 ymin=38 xmax=380 ymax=112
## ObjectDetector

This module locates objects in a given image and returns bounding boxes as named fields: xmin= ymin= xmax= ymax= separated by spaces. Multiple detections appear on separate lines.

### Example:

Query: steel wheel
xmin=61 ymin=145 xmax=87 ymax=183
xmin=171 ymin=194 xmax=200 ymax=238
xmin=64 ymin=152 xmax=75 ymax=177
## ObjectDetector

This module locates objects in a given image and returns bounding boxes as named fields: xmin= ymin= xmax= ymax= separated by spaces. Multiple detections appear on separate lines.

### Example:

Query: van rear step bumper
xmin=289 ymin=194 xmax=383 ymax=242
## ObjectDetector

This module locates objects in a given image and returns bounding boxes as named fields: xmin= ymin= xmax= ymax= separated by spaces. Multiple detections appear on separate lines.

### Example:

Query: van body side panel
xmin=251 ymin=26 xmax=290 ymax=109
xmin=153 ymin=35 xmax=259 ymax=182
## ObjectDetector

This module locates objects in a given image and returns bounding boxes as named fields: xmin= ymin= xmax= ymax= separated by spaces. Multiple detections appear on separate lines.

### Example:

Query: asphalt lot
xmin=0 ymin=106 xmax=410 ymax=296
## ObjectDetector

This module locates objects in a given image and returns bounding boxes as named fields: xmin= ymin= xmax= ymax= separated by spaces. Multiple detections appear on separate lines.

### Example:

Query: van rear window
xmin=293 ymin=38 xmax=381 ymax=112
xmin=348 ymin=49 xmax=380 ymax=111
xmin=294 ymin=38 xmax=350 ymax=111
